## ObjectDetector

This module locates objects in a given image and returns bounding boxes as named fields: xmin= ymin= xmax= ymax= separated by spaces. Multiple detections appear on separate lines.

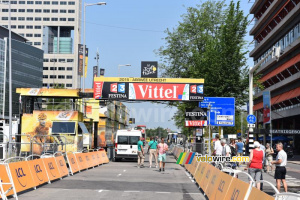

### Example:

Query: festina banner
xmin=93 ymin=77 xmax=204 ymax=101
xmin=185 ymin=120 xmax=207 ymax=127
xmin=185 ymin=108 xmax=207 ymax=120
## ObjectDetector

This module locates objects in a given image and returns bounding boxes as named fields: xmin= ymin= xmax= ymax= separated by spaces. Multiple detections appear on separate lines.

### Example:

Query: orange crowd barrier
xmin=75 ymin=153 xmax=89 ymax=171
xmin=224 ymin=175 xmax=251 ymax=200
xmin=248 ymin=187 xmax=275 ymax=200
xmin=200 ymin=164 xmax=216 ymax=193
xmin=91 ymin=152 xmax=101 ymax=166
xmin=84 ymin=153 xmax=94 ymax=169
xmin=8 ymin=161 xmax=36 ymax=194
xmin=207 ymin=170 xmax=234 ymax=200
xmin=66 ymin=153 xmax=80 ymax=174
xmin=99 ymin=150 xmax=109 ymax=163
xmin=42 ymin=157 xmax=61 ymax=181
xmin=95 ymin=151 xmax=103 ymax=165
xmin=205 ymin=167 xmax=222 ymax=199
xmin=0 ymin=164 xmax=15 ymax=198
xmin=27 ymin=158 xmax=49 ymax=186
xmin=55 ymin=156 xmax=69 ymax=178
xmin=195 ymin=162 xmax=208 ymax=186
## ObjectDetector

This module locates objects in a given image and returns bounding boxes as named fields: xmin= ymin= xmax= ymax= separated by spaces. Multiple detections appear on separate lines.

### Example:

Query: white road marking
xmin=98 ymin=190 xmax=110 ymax=193
xmin=156 ymin=192 xmax=171 ymax=194
xmin=124 ymin=191 xmax=140 ymax=193
xmin=184 ymin=193 xmax=201 ymax=195
xmin=117 ymin=174 xmax=122 ymax=176
xmin=123 ymin=170 xmax=126 ymax=172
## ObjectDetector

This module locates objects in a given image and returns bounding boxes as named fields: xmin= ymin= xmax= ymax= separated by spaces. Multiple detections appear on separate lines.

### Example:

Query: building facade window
xmin=58 ymin=59 xmax=65 ymax=62
xmin=52 ymin=1 xmax=58 ymax=5
xmin=43 ymin=59 xmax=49 ymax=62
xmin=51 ymin=18 xmax=58 ymax=21
xmin=44 ymin=1 xmax=50 ymax=5
xmin=26 ymin=25 xmax=33 ymax=29
xmin=34 ymin=42 xmax=41 ymax=45
xmin=26 ymin=17 xmax=33 ymax=21
xmin=2 ymin=17 xmax=8 ymax=20
xmin=60 ymin=9 xmax=67 ymax=13
xmin=50 ymin=67 xmax=57 ymax=70
xmin=18 ymin=9 xmax=25 ymax=12
xmin=67 ymin=67 xmax=72 ymax=71
xmin=43 ymin=9 xmax=50 ymax=13
xmin=50 ymin=59 xmax=57 ymax=62
xmin=43 ymin=75 xmax=48 ymax=78
xmin=67 ymin=59 xmax=73 ymax=62
xmin=35 ymin=1 xmax=42 ymax=4
xmin=68 ymin=10 xmax=75 ymax=13
xmin=58 ymin=75 xmax=65 ymax=79
xmin=43 ymin=67 xmax=49 ymax=70
xmin=66 ymin=84 xmax=72 ymax=87
xmin=35 ymin=9 xmax=42 ymax=13
xmin=11 ymin=17 xmax=17 ymax=21
xmin=60 ymin=18 xmax=66 ymax=21
xmin=35 ymin=26 xmax=41 ymax=29
xmin=27 ymin=1 xmax=34 ymax=4
xmin=58 ymin=67 xmax=65 ymax=70
xmin=60 ymin=1 xmax=67 ymax=5
xmin=2 ymin=9 xmax=8 ymax=12
xmin=50 ymin=75 xmax=56 ymax=79
xmin=18 ymin=17 xmax=25 ymax=21
xmin=11 ymin=25 xmax=16 ymax=29
xmin=52 ymin=9 xmax=58 ymax=13
xmin=34 ymin=34 xmax=41 ymax=37
xmin=11 ymin=9 xmax=17 ymax=12
xmin=27 ymin=9 xmax=33 ymax=13
xmin=68 ymin=18 xmax=75 ymax=21
xmin=18 ymin=25 xmax=25 ymax=29
xmin=35 ymin=17 xmax=42 ymax=21
xmin=66 ymin=75 xmax=72 ymax=79
xmin=68 ymin=1 xmax=75 ymax=5
xmin=43 ymin=18 xmax=50 ymax=21
xmin=26 ymin=34 xmax=33 ymax=37
xmin=19 ymin=1 xmax=26 ymax=4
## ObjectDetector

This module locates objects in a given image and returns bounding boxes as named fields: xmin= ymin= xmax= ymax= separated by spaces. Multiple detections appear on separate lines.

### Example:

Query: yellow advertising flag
xmin=84 ymin=56 xmax=88 ymax=78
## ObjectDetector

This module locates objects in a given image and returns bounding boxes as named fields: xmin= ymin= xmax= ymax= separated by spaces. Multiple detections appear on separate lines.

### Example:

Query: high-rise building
xmin=249 ymin=1 xmax=300 ymax=151
xmin=0 ymin=26 xmax=43 ymax=118
xmin=0 ymin=0 xmax=82 ymax=89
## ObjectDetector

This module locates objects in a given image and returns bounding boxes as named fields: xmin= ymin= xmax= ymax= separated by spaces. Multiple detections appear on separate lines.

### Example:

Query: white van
xmin=114 ymin=129 xmax=142 ymax=161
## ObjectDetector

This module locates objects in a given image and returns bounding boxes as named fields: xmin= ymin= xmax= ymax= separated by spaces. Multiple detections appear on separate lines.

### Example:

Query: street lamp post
xmin=82 ymin=2 xmax=106 ymax=113
xmin=118 ymin=64 xmax=131 ymax=77
xmin=248 ymin=46 xmax=280 ymax=132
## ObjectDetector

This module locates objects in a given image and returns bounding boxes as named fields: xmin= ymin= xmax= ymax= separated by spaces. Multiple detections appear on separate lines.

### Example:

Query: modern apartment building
xmin=249 ymin=0 xmax=300 ymax=151
xmin=0 ymin=0 xmax=82 ymax=89
xmin=0 ymin=26 xmax=43 ymax=118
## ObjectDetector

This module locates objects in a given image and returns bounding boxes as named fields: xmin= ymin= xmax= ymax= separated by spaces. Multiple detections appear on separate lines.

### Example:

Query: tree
xmin=157 ymin=1 xmax=249 ymax=135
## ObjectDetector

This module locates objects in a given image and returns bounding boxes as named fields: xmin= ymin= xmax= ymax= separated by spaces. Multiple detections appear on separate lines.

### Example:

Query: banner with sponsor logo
xmin=185 ymin=108 xmax=207 ymax=127
xmin=263 ymin=91 xmax=271 ymax=124
xmin=94 ymin=77 xmax=204 ymax=101
xmin=141 ymin=61 xmax=158 ymax=78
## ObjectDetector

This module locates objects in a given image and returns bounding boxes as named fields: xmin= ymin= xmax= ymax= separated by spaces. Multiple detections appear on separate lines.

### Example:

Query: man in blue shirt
xmin=137 ymin=137 xmax=145 ymax=168
xmin=148 ymin=137 xmax=158 ymax=168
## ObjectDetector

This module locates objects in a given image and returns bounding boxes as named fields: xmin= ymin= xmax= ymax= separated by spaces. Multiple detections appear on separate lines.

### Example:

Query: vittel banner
xmin=94 ymin=77 xmax=204 ymax=101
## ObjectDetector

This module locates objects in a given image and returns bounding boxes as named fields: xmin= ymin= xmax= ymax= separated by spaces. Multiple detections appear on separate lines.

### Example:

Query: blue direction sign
xmin=237 ymin=132 xmax=241 ymax=137
xmin=199 ymin=97 xmax=235 ymax=127
xmin=247 ymin=115 xmax=256 ymax=124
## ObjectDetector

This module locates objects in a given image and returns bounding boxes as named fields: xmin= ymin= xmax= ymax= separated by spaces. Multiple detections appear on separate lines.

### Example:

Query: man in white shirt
xmin=271 ymin=142 xmax=287 ymax=192
xmin=221 ymin=139 xmax=231 ymax=156
xmin=213 ymin=134 xmax=222 ymax=156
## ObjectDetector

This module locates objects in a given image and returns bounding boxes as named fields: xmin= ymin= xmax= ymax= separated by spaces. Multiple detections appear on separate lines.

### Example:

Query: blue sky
xmin=83 ymin=0 xmax=254 ymax=131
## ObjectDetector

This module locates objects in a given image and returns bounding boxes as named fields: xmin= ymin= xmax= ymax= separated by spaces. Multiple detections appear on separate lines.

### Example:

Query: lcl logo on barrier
xmin=205 ymin=169 xmax=211 ymax=179
xmin=34 ymin=164 xmax=43 ymax=182
xmin=71 ymin=158 xmax=76 ymax=164
xmin=231 ymin=188 xmax=240 ymax=200
xmin=92 ymin=155 xmax=95 ymax=160
xmin=48 ymin=162 xmax=56 ymax=177
xmin=59 ymin=160 xmax=64 ymax=167
xmin=201 ymin=166 xmax=205 ymax=174
xmin=218 ymin=180 xmax=225 ymax=192
xmin=85 ymin=156 xmax=89 ymax=161
xmin=79 ymin=156 xmax=83 ymax=162
xmin=211 ymin=175 xmax=217 ymax=185
xmin=15 ymin=167 xmax=27 ymax=187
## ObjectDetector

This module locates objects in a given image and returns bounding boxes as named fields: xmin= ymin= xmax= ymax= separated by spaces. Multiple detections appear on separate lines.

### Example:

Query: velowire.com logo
xmin=176 ymin=152 xmax=249 ymax=164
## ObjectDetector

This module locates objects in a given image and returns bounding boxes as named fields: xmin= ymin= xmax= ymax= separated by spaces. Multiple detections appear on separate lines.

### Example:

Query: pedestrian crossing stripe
xmin=176 ymin=152 xmax=195 ymax=164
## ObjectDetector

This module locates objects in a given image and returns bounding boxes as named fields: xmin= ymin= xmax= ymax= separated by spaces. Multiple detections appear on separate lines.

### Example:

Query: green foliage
xmin=146 ymin=127 xmax=170 ymax=138
xmin=157 ymin=1 xmax=249 ymax=134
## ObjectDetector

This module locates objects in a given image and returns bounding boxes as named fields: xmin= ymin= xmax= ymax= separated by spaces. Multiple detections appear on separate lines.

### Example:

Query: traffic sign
xmin=199 ymin=97 xmax=235 ymax=127
xmin=247 ymin=115 xmax=256 ymax=124
xmin=247 ymin=124 xmax=255 ymax=128
xmin=237 ymin=132 xmax=241 ymax=137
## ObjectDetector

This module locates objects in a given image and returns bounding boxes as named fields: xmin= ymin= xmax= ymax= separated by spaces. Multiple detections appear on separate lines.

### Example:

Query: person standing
xmin=245 ymin=141 xmax=264 ymax=189
xmin=236 ymin=138 xmax=244 ymax=157
xmin=271 ymin=143 xmax=288 ymax=192
xmin=265 ymin=143 xmax=274 ymax=172
xmin=213 ymin=134 xmax=222 ymax=156
xmin=157 ymin=137 xmax=168 ymax=172
xmin=148 ymin=137 xmax=158 ymax=168
xmin=221 ymin=139 xmax=231 ymax=156
xmin=137 ymin=136 xmax=145 ymax=168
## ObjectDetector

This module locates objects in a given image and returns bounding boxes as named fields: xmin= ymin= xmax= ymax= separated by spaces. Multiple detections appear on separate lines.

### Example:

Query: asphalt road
xmin=16 ymin=154 xmax=205 ymax=200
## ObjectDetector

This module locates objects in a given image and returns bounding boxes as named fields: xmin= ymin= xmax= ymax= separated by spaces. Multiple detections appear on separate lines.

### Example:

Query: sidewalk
xmin=236 ymin=164 xmax=300 ymax=194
